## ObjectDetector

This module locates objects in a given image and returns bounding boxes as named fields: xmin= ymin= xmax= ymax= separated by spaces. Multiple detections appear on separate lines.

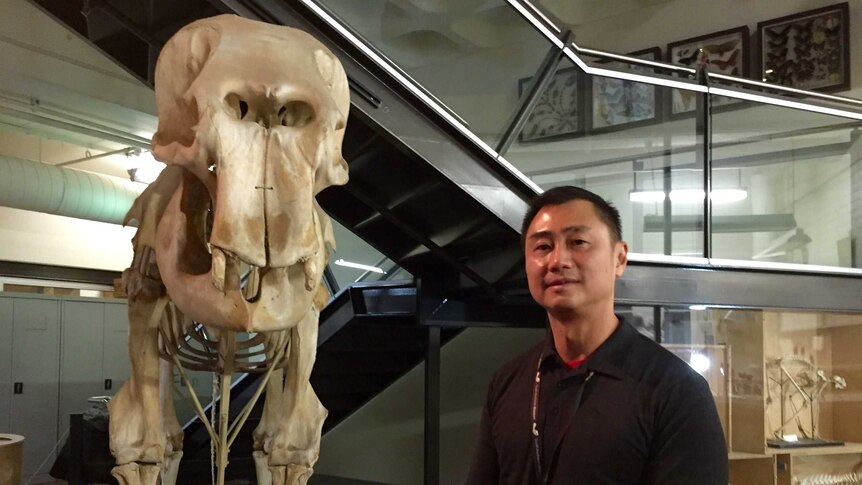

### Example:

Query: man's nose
xmin=548 ymin=244 xmax=573 ymax=270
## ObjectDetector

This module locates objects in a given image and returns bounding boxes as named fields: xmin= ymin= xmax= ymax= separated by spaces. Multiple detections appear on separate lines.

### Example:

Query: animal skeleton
xmin=766 ymin=355 xmax=846 ymax=442
xmin=108 ymin=15 xmax=349 ymax=485
xmin=799 ymin=473 xmax=862 ymax=485
xmin=799 ymin=460 xmax=862 ymax=485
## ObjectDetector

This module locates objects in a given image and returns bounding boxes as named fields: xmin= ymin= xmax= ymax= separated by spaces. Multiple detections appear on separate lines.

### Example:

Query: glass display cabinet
xmin=663 ymin=308 xmax=862 ymax=485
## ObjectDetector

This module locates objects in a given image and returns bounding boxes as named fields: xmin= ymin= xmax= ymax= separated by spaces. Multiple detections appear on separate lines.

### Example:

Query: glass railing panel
xmin=311 ymin=0 xmax=558 ymax=148
xmin=710 ymin=98 xmax=862 ymax=268
xmin=617 ymin=304 xmax=660 ymax=339
xmin=328 ymin=219 xmax=411 ymax=290
xmin=504 ymin=56 xmax=704 ymax=256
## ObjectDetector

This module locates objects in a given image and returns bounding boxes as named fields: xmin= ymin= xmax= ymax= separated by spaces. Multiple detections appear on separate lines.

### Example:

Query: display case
xmin=665 ymin=308 xmax=862 ymax=485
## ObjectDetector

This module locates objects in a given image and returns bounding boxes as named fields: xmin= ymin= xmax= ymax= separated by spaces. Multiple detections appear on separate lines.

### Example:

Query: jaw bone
xmin=155 ymin=180 xmax=329 ymax=333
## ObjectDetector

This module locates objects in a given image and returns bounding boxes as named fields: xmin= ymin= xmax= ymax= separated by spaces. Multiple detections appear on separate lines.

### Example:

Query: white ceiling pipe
xmin=0 ymin=155 xmax=141 ymax=225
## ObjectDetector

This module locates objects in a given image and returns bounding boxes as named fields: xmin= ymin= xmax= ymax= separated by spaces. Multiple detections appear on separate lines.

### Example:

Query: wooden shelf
xmin=729 ymin=451 xmax=771 ymax=460
xmin=766 ymin=442 xmax=862 ymax=456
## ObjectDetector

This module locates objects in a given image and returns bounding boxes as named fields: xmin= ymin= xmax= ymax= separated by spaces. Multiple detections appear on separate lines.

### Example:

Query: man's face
xmin=524 ymin=199 xmax=628 ymax=317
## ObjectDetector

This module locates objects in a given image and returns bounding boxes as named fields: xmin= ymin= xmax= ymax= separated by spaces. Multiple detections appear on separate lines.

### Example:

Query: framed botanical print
xmin=668 ymin=26 xmax=750 ymax=115
xmin=590 ymin=47 xmax=662 ymax=133
xmin=517 ymin=67 xmax=584 ymax=142
xmin=758 ymin=3 xmax=850 ymax=92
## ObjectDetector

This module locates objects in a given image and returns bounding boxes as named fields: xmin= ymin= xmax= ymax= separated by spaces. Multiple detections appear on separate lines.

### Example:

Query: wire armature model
xmin=766 ymin=355 xmax=846 ymax=446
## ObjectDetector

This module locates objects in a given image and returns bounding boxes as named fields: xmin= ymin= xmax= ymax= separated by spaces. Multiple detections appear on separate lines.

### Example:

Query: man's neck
xmin=548 ymin=306 xmax=619 ymax=362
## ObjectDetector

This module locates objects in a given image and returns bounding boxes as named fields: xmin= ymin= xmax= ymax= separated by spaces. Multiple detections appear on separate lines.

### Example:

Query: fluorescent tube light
xmin=334 ymin=259 xmax=386 ymax=274
xmin=669 ymin=189 xmax=705 ymax=203
xmin=629 ymin=189 xmax=747 ymax=204
xmin=710 ymin=189 xmax=748 ymax=203
xmin=629 ymin=190 xmax=666 ymax=203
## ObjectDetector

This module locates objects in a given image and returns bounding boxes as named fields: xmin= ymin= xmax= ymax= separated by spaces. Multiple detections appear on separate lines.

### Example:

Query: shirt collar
xmin=540 ymin=314 xmax=637 ymax=380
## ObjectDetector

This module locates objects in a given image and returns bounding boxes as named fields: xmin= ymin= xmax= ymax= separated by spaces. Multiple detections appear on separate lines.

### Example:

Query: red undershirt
xmin=564 ymin=358 xmax=587 ymax=369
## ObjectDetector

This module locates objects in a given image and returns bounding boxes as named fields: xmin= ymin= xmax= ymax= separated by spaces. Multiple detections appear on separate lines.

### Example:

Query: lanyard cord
xmin=531 ymin=356 xmax=595 ymax=485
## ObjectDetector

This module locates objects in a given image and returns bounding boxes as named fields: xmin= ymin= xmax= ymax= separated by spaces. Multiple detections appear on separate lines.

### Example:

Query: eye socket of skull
xmin=223 ymin=94 xmax=249 ymax=121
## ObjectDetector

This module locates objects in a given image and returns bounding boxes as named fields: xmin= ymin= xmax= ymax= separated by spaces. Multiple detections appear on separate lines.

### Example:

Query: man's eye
xmin=534 ymin=243 xmax=551 ymax=252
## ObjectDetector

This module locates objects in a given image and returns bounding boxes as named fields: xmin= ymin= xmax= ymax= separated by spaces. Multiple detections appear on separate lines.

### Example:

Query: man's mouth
xmin=544 ymin=277 xmax=579 ymax=289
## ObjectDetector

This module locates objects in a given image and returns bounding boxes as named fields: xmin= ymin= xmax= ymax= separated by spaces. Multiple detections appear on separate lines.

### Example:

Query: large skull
xmin=150 ymin=15 xmax=349 ymax=332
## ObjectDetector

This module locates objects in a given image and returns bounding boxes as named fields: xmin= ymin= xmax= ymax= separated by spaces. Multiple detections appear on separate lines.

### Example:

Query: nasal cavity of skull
xmin=225 ymin=94 xmax=313 ymax=129
xmin=279 ymin=101 xmax=315 ymax=128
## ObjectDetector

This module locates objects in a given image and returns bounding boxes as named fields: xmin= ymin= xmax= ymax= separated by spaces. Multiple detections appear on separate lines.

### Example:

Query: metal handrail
xmin=576 ymin=46 xmax=697 ymax=75
xmin=708 ymin=73 xmax=862 ymax=107
xmin=574 ymin=45 xmax=862 ymax=109
xmin=508 ymin=0 xmax=862 ymax=116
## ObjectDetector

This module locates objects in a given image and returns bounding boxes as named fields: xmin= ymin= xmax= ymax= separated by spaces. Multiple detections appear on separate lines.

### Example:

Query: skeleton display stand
xmin=766 ymin=355 xmax=847 ymax=449
xmin=108 ymin=15 xmax=349 ymax=485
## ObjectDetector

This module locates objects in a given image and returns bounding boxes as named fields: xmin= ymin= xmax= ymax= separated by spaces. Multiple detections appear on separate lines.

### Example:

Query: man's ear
xmin=614 ymin=241 xmax=628 ymax=277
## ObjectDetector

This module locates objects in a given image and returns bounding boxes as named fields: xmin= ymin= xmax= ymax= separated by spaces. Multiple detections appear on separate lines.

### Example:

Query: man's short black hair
xmin=521 ymin=186 xmax=622 ymax=246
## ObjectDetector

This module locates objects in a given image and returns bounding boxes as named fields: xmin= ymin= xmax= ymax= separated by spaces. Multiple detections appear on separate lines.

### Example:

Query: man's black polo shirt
xmin=466 ymin=318 xmax=728 ymax=485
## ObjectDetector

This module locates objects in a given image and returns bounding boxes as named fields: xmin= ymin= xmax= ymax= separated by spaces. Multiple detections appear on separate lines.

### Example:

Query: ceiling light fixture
xmin=629 ymin=189 xmax=748 ymax=204
xmin=334 ymin=259 xmax=386 ymax=274
xmin=128 ymin=166 xmax=165 ymax=186
xmin=127 ymin=150 xmax=165 ymax=184
xmin=689 ymin=352 xmax=711 ymax=373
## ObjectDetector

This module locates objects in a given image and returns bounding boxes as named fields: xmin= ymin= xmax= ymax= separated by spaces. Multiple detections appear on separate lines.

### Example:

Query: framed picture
xmin=668 ymin=26 xmax=750 ymax=115
xmin=758 ymin=3 xmax=850 ymax=92
xmin=589 ymin=47 xmax=661 ymax=133
xmin=517 ymin=67 xmax=584 ymax=142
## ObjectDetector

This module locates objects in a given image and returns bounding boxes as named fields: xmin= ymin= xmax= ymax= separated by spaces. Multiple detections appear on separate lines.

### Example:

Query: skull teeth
xmin=212 ymin=247 xmax=227 ymax=292
xmin=243 ymin=266 xmax=261 ymax=301
xmin=213 ymin=246 xmax=262 ymax=300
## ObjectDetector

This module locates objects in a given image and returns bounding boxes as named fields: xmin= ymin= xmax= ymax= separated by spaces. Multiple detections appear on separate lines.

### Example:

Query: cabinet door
xmin=102 ymin=301 xmax=130 ymax=393
xmin=0 ymin=296 xmax=12 ymax=431
xmin=59 ymin=300 xmax=105 ymax=434
xmin=11 ymin=297 xmax=60 ymax=477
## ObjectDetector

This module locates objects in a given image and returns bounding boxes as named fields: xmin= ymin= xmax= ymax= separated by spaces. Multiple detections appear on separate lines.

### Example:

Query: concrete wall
xmin=0 ymin=206 xmax=134 ymax=271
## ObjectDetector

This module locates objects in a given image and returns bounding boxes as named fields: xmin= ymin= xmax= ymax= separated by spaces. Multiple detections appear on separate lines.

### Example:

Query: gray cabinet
xmin=58 ymin=298 xmax=129 ymax=435
xmin=0 ymin=297 xmax=12 ymax=432
xmin=0 ymin=293 xmax=129 ymax=479
xmin=9 ymin=295 xmax=61 ymax=478
xmin=102 ymin=302 xmax=131 ymax=394
xmin=58 ymin=299 xmax=129 ymax=433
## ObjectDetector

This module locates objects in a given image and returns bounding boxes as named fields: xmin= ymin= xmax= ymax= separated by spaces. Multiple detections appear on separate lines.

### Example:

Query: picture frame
xmin=589 ymin=47 xmax=662 ymax=133
xmin=757 ymin=2 xmax=850 ymax=92
xmin=667 ymin=26 xmax=750 ymax=115
xmin=517 ymin=67 xmax=584 ymax=142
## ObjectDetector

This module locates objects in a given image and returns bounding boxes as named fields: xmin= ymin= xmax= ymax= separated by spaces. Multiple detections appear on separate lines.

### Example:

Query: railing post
xmin=695 ymin=65 xmax=713 ymax=258
xmin=417 ymin=277 xmax=441 ymax=485
xmin=68 ymin=412 xmax=84 ymax=485
xmin=424 ymin=324 xmax=441 ymax=485
xmin=495 ymin=30 xmax=574 ymax=157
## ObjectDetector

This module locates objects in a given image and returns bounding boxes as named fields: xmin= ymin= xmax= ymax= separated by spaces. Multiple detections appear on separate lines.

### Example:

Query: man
xmin=466 ymin=186 xmax=728 ymax=484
